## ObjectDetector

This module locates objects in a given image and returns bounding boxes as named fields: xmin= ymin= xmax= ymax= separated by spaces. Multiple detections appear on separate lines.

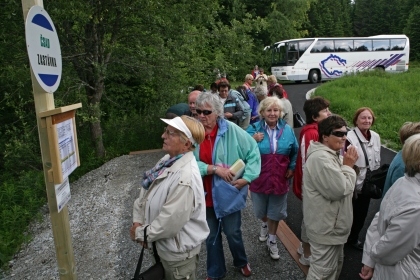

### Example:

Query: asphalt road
xmin=282 ymin=81 xmax=397 ymax=280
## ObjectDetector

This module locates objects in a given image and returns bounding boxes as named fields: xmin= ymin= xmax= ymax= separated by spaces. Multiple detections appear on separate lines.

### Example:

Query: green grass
xmin=313 ymin=68 xmax=420 ymax=151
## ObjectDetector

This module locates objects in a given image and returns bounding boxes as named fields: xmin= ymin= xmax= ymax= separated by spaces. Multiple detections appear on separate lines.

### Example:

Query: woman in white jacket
xmin=130 ymin=116 xmax=210 ymax=280
xmin=346 ymin=107 xmax=381 ymax=250
xmin=360 ymin=134 xmax=420 ymax=279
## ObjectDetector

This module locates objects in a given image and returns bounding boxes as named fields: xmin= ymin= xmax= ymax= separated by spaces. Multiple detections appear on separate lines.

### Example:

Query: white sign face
xmin=56 ymin=119 xmax=78 ymax=179
xmin=25 ymin=5 xmax=62 ymax=93
xmin=55 ymin=177 xmax=71 ymax=213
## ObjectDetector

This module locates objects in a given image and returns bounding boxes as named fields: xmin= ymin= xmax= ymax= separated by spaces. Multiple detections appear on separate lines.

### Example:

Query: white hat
xmin=161 ymin=117 xmax=196 ymax=144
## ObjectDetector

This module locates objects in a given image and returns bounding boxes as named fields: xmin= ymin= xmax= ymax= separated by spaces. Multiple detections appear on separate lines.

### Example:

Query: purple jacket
xmin=250 ymin=153 xmax=290 ymax=195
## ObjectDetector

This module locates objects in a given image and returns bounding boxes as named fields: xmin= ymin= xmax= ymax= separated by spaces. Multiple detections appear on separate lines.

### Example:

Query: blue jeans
xmin=206 ymin=207 xmax=248 ymax=279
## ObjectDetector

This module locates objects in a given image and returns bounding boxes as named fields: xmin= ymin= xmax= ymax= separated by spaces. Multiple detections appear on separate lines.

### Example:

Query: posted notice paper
xmin=56 ymin=119 xmax=77 ymax=179
xmin=55 ymin=177 xmax=71 ymax=213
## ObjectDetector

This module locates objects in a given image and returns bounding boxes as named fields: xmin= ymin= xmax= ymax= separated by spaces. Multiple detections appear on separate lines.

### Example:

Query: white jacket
xmin=346 ymin=127 xmax=381 ymax=191
xmin=133 ymin=151 xmax=209 ymax=261
xmin=362 ymin=173 xmax=420 ymax=279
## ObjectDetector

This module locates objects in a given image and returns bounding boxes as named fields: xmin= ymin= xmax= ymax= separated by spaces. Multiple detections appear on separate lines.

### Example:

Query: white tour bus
xmin=265 ymin=35 xmax=409 ymax=83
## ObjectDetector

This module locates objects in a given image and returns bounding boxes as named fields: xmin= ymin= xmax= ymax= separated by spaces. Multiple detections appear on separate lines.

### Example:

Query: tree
xmin=404 ymin=5 xmax=420 ymax=61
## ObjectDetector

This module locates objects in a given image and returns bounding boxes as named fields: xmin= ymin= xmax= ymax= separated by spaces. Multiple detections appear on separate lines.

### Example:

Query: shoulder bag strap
xmin=133 ymin=225 xmax=150 ymax=280
xmin=354 ymin=130 xmax=370 ymax=171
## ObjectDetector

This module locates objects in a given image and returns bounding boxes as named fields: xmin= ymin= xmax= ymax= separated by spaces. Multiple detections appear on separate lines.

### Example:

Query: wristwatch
xmin=212 ymin=165 xmax=218 ymax=174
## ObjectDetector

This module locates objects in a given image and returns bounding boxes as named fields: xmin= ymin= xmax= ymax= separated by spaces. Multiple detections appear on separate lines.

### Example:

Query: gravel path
xmin=1 ymin=151 xmax=305 ymax=280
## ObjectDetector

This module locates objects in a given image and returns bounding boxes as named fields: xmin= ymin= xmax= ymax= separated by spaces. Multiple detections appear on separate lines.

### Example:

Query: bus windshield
xmin=272 ymin=40 xmax=314 ymax=67
xmin=272 ymin=43 xmax=287 ymax=66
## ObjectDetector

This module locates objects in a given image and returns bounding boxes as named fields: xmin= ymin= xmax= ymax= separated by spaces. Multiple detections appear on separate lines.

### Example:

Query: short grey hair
xmin=402 ymin=134 xmax=420 ymax=177
xmin=258 ymin=96 xmax=283 ymax=118
xmin=195 ymin=92 xmax=224 ymax=118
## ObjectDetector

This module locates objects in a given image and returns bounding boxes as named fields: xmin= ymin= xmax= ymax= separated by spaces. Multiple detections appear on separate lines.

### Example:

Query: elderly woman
xmin=193 ymin=92 xmax=261 ymax=280
xmin=130 ymin=116 xmax=210 ymax=280
xmin=382 ymin=122 xmax=420 ymax=198
xmin=345 ymin=107 xmax=381 ymax=250
xmin=303 ymin=115 xmax=358 ymax=280
xmin=246 ymin=97 xmax=298 ymax=260
xmin=267 ymin=75 xmax=288 ymax=99
xmin=360 ymin=134 xmax=420 ymax=280
xmin=293 ymin=97 xmax=332 ymax=265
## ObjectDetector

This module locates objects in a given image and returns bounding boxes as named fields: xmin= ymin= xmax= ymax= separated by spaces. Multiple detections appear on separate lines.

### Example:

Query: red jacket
xmin=292 ymin=123 xmax=319 ymax=200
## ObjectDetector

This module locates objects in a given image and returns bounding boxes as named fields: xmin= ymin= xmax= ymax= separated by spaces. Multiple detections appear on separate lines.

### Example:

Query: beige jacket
xmin=346 ymin=127 xmax=381 ymax=192
xmin=303 ymin=141 xmax=357 ymax=245
xmin=133 ymin=151 xmax=209 ymax=261
xmin=362 ymin=173 xmax=420 ymax=279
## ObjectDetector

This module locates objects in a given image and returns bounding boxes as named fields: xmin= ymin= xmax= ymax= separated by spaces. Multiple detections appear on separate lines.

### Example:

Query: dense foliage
xmin=1 ymin=0 xmax=420 ymax=268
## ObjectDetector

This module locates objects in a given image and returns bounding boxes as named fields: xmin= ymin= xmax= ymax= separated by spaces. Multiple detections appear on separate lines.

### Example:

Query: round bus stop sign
xmin=25 ymin=5 xmax=62 ymax=93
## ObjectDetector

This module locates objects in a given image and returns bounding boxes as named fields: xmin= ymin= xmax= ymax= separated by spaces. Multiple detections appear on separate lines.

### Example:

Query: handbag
xmin=293 ymin=111 xmax=306 ymax=128
xmin=354 ymin=131 xmax=389 ymax=199
xmin=132 ymin=225 xmax=165 ymax=280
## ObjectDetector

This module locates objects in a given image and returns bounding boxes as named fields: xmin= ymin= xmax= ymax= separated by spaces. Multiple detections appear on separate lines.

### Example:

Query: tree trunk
xmin=86 ymin=77 xmax=105 ymax=158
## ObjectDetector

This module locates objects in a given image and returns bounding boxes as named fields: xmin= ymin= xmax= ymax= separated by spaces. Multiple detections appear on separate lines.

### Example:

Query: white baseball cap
xmin=161 ymin=117 xmax=196 ymax=144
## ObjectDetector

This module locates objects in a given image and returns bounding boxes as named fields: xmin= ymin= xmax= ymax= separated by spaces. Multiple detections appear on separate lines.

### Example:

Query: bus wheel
xmin=309 ymin=70 xmax=319 ymax=83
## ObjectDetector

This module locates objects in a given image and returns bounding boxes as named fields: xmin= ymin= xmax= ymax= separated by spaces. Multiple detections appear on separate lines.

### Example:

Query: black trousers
xmin=348 ymin=192 xmax=371 ymax=242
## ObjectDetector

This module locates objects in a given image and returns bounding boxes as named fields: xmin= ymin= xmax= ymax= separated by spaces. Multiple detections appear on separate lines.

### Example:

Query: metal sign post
xmin=21 ymin=0 xmax=77 ymax=278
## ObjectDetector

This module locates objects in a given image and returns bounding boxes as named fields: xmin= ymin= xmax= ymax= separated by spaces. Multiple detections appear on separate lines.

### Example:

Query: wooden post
xmin=21 ymin=0 xmax=77 ymax=278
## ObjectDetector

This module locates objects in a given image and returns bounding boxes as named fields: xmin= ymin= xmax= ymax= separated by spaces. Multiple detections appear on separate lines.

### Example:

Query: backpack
xmin=229 ymin=89 xmax=251 ymax=120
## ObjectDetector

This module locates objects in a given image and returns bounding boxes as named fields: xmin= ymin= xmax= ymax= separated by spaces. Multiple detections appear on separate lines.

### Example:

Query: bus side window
xmin=354 ymin=40 xmax=372 ymax=51
xmin=373 ymin=40 xmax=390 ymax=51
xmin=310 ymin=40 xmax=334 ymax=53
xmin=334 ymin=40 xmax=353 ymax=52
xmin=391 ymin=39 xmax=406 ymax=50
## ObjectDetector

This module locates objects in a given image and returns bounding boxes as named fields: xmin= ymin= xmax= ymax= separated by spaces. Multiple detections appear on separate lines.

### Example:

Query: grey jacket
xmin=303 ymin=141 xmax=357 ymax=245
xmin=133 ymin=151 xmax=210 ymax=261
xmin=362 ymin=173 xmax=420 ymax=279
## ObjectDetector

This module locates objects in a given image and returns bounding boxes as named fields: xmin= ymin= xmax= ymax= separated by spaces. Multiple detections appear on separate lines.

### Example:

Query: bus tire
xmin=309 ymin=70 xmax=319 ymax=83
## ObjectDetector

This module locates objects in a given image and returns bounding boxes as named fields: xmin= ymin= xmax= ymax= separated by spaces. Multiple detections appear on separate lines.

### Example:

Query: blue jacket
xmin=246 ymin=119 xmax=298 ymax=171
xmin=246 ymin=89 xmax=259 ymax=123
xmin=382 ymin=150 xmax=404 ymax=198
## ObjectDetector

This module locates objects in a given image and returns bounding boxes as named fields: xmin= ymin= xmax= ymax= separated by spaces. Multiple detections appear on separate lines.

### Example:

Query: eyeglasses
xmin=163 ymin=127 xmax=178 ymax=136
xmin=196 ymin=109 xmax=213 ymax=116
xmin=330 ymin=130 xmax=347 ymax=137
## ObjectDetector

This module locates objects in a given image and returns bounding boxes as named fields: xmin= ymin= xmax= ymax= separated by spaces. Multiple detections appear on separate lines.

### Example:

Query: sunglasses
xmin=196 ymin=109 xmax=213 ymax=115
xmin=330 ymin=130 xmax=347 ymax=137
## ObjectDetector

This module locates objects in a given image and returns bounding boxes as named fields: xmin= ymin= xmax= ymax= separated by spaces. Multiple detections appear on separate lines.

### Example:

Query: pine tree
xmin=404 ymin=5 xmax=420 ymax=61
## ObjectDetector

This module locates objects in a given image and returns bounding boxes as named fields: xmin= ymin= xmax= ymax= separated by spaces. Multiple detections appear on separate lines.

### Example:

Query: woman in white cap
xmin=130 ymin=115 xmax=210 ymax=280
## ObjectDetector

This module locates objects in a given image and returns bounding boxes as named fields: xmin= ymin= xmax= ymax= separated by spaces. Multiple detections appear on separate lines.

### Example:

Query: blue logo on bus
xmin=319 ymin=54 xmax=347 ymax=78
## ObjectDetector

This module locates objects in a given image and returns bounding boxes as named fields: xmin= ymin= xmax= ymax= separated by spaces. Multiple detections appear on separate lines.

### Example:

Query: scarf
xmin=142 ymin=153 xmax=184 ymax=190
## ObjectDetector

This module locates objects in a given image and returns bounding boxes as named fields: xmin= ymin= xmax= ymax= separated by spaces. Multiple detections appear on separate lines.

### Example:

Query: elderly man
xmin=184 ymin=90 xmax=201 ymax=119
xmin=217 ymin=81 xmax=243 ymax=126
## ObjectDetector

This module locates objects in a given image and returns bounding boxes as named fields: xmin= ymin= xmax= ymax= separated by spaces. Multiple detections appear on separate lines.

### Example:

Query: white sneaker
xmin=267 ymin=240 xmax=280 ymax=260
xmin=297 ymin=242 xmax=303 ymax=255
xmin=299 ymin=254 xmax=311 ymax=266
xmin=259 ymin=224 xmax=268 ymax=242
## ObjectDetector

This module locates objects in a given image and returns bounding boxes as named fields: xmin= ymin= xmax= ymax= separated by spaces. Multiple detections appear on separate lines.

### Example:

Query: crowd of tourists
xmin=129 ymin=67 xmax=420 ymax=280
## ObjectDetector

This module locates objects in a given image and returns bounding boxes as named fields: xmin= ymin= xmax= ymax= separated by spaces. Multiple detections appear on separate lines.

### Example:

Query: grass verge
xmin=313 ymin=68 xmax=420 ymax=151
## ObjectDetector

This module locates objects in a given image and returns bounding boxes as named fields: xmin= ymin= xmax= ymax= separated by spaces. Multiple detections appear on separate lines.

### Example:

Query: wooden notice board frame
xmin=39 ymin=103 xmax=82 ymax=184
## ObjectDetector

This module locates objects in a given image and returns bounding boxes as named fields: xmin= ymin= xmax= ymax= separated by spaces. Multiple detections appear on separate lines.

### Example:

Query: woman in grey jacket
xmin=130 ymin=116 xmax=210 ymax=280
xmin=303 ymin=115 xmax=358 ymax=280
xmin=360 ymin=134 xmax=420 ymax=280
